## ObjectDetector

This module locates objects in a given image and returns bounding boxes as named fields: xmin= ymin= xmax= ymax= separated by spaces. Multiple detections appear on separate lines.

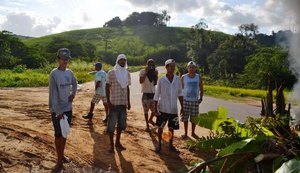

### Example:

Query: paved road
xmin=130 ymin=67 xmax=261 ymax=122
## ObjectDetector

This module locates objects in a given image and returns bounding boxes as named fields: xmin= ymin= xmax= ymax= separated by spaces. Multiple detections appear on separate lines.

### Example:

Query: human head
xmin=165 ymin=59 xmax=176 ymax=74
xmin=147 ymin=59 xmax=155 ymax=67
xmin=94 ymin=62 xmax=102 ymax=71
xmin=56 ymin=48 xmax=71 ymax=69
xmin=187 ymin=61 xmax=196 ymax=74
xmin=116 ymin=54 xmax=127 ymax=67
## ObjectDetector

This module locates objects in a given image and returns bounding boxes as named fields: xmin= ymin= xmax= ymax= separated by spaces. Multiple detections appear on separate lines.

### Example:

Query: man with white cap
xmin=153 ymin=59 xmax=183 ymax=153
xmin=181 ymin=61 xmax=203 ymax=139
xmin=106 ymin=54 xmax=131 ymax=153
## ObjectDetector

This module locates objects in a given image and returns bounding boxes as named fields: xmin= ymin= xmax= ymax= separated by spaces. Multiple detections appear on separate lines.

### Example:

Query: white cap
xmin=187 ymin=61 xmax=196 ymax=67
xmin=165 ymin=59 xmax=175 ymax=66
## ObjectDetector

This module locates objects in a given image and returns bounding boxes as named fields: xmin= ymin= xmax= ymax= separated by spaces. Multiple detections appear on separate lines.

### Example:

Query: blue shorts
xmin=51 ymin=111 xmax=72 ymax=137
xmin=107 ymin=105 xmax=127 ymax=134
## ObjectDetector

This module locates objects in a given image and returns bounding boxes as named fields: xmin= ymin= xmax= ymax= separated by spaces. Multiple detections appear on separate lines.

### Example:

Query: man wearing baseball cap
xmin=153 ymin=59 xmax=183 ymax=153
xmin=82 ymin=62 xmax=109 ymax=123
xmin=49 ymin=48 xmax=77 ymax=171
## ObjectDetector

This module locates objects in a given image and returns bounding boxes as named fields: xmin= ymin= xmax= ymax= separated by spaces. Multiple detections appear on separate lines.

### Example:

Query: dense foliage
xmin=188 ymin=108 xmax=300 ymax=173
xmin=0 ymin=31 xmax=45 ymax=68
xmin=104 ymin=11 xmax=170 ymax=27
xmin=0 ymin=12 xmax=296 ymax=89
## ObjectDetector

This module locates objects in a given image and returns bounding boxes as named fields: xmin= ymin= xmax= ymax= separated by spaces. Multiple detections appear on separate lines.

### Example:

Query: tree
xmin=123 ymin=11 xmax=168 ymax=27
xmin=0 ymin=30 xmax=45 ymax=68
xmin=242 ymin=47 xmax=295 ymax=116
xmin=239 ymin=23 xmax=259 ymax=39
xmin=207 ymin=34 xmax=258 ymax=79
xmin=187 ymin=19 xmax=211 ymax=73
xmin=123 ymin=12 xmax=140 ymax=26
xmin=103 ymin=16 xmax=122 ymax=27
xmin=47 ymin=37 xmax=88 ymax=58
xmin=156 ymin=10 xmax=170 ymax=26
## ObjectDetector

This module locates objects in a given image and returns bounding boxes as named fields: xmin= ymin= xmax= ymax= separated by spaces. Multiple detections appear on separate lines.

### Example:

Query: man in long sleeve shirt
xmin=49 ymin=48 xmax=77 ymax=171
xmin=154 ymin=59 xmax=183 ymax=153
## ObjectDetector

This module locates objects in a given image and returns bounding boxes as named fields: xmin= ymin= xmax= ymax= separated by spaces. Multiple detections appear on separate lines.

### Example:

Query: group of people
xmin=48 ymin=48 xmax=203 ymax=171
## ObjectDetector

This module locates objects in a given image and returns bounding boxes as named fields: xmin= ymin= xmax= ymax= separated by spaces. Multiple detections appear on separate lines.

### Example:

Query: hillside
xmin=23 ymin=26 xmax=230 ymax=65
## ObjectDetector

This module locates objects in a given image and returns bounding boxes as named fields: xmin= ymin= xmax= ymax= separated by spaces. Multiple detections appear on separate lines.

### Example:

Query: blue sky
xmin=0 ymin=0 xmax=296 ymax=37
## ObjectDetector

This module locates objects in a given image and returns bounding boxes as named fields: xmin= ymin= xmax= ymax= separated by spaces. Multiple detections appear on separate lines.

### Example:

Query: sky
xmin=0 ymin=0 xmax=297 ymax=37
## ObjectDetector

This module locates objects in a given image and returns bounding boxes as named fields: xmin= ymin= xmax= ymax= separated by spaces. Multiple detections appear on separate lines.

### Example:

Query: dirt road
xmin=0 ymin=69 xmax=213 ymax=173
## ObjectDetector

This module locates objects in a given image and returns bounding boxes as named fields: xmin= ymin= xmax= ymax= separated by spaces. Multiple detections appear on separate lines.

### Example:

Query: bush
xmin=12 ymin=65 xmax=27 ymax=73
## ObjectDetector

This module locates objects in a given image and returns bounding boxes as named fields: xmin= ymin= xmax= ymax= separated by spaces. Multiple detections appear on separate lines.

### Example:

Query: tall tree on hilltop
xmin=103 ymin=16 xmax=122 ymax=27
xmin=239 ymin=23 xmax=259 ymax=39
xmin=187 ymin=18 xmax=210 ymax=73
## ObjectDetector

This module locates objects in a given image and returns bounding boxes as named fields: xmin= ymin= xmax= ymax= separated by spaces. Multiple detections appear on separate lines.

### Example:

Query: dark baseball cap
xmin=94 ymin=62 xmax=102 ymax=69
xmin=57 ymin=48 xmax=71 ymax=59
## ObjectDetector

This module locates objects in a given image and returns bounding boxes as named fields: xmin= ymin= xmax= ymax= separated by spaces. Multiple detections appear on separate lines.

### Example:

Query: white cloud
xmin=0 ymin=0 xmax=297 ymax=36
xmin=1 ymin=12 xmax=61 ymax=37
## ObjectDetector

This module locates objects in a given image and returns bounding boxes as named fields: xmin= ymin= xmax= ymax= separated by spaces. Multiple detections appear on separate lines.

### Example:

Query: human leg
xmin=107 ymin=108 xmax=118 ymax=153
xmin=115 ymin=106 xmax=127 ymax=150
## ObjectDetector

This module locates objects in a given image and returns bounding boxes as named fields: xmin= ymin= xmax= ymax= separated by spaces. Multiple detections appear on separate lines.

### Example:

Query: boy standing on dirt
xmin=181 ymin=61 xmax=203 ymax=139
xmin=106 ymin=54 xmax=131 ymax=153
xmin=49 ymin=48 xmax=77 ymax=171
xmin=82 ymin=62 xmax=109 ymax=122
xmin=139 ymin=59 xmax=158 ymax=132
xmin=154 ymin=59 xmax=183 ymax=153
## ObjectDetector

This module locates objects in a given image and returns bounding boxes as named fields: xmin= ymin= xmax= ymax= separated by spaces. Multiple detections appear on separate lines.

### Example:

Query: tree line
xmin=103 ymin=11 xmax=170 ymax=27
xmin=0 ymin=13 xmax=296 ymax=91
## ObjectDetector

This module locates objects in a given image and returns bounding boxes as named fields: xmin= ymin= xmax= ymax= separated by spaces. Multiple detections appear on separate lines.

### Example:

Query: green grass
xmin=204 ymin=85 xmax=289 ymax=101
xmin=204 ymin=85 xmax=267 ymax=99
xmin=0 ymin=60 xmax=143 ymax=87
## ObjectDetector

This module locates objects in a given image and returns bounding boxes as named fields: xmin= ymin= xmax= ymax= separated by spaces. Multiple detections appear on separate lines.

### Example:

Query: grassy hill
xmin=23 ymin=26 xmax=230 ymax=65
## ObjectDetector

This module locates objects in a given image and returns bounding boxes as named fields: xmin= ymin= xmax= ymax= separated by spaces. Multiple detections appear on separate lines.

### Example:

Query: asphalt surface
xmin=130 ymin=66 xmax=261 ymax=122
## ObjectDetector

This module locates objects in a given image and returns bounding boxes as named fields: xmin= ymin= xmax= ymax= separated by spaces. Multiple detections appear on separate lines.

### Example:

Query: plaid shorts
xmin=91 ymin=94 xmax=107 ymax=104
xmin=181 ymin=100 xmax=199 ymax=122
xmin=142 ymin=93 xmax=155 ymax=114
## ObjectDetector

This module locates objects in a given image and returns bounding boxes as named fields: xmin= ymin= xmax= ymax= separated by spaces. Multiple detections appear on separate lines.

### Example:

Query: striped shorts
xmin=181 ymin=100 xmax=199 ymax=122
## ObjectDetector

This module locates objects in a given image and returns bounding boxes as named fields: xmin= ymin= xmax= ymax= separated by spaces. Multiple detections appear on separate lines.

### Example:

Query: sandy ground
xmin=0 ymin=81 xmax=213 ymax=173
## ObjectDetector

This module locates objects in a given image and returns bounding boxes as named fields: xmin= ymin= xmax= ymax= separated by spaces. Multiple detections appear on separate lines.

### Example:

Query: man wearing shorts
xmin=181 ymin=61 xmax=203 ymax=139
xmin=154 ymin=59 xmax=183 ymax=153
xmin=82 ymin=62 xmax=109 ymax=122
xmin=49 ymin=48 xmax=77 ymax=171
xmin=139 ymin=59 xmax=158 ymax=132
xmin=106 ymin=54 xmax=131 ymax=153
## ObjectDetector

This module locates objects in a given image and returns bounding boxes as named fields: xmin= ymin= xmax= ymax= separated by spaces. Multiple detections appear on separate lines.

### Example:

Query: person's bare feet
xmin=63 ymin=156 xmax=70 ymax=163
xmin=181 ymin=134 xmax=188 ymax=139
xmin=191 ymin=133 xmax=200 ymax=140
xmin=155 ymin=145 xmax=161 ymax=153
xmin=52 ymin=163 xmax=63 ymax=173
xmin=149 ymin=120 xmax=156 ymax=126
xmin=169 ymin=145 xmax=180 ymax=153
xmin=115 ymin=143 xmax=126 ymax=150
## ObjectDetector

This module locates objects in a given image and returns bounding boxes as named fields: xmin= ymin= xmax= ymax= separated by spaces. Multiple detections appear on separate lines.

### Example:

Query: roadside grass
xmin=0 ymin=64 xmax=289 ymax=104
xmin=158 ymin=72 xmax=289 ymax=101
xmin=0 ymin=60 xmax=143 ymax=87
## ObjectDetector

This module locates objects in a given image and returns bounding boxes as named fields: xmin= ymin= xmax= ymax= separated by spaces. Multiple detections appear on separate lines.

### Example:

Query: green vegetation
xmin=187 ymin=108 xmax=300 ymax=173
xmin=0 ymin=11 xmax=296 ymax=94
xmin=0 ymin=60 xmax=142 ymax=87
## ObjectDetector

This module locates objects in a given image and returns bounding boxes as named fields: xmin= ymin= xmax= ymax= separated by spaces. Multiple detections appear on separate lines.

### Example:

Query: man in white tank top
xmin=181 ymin=61 xmax=203 ymax=139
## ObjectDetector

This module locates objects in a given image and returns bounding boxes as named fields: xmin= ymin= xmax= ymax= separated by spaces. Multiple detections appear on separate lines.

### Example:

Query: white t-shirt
xmin=139 ymin=69 xmax=156 ymax=93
